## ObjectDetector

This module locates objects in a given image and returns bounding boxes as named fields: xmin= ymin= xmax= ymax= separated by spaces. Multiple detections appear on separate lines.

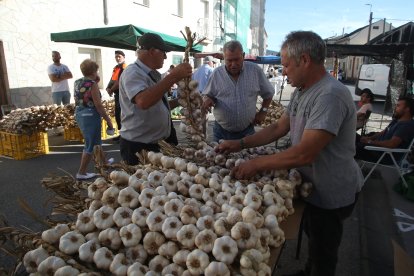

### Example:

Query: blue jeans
xmin=213 ymin=121 xmax=255 ymax=142
xmin=75 ymin=107 xmax=102 ymax=154
xmin=52 ymin=91 xmax=71 ymax=105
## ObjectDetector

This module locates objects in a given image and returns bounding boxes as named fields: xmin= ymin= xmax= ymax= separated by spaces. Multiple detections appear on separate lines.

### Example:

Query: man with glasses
xmin=118 ymin=33 xmax=192 ymax=165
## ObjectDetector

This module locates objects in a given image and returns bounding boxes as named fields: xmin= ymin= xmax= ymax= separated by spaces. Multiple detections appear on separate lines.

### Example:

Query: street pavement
xmin=0 ymin=83 xmax=413 ymax=275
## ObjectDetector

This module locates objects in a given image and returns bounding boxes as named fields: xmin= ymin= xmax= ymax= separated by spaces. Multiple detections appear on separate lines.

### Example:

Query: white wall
xmin=0 ymin=0 xmax=215 ymax=108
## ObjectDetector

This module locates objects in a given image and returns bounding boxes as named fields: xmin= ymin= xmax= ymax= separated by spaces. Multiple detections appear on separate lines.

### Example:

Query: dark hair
xmin=398 ymin=96 xmax=414 ymax=116
xmin=52 ymin=51 xmax=60 ymax=55
xmin=361 ymin=90 xmax=374 ymax=103
xmin=80 ymin=59 xmax=99 ymax=77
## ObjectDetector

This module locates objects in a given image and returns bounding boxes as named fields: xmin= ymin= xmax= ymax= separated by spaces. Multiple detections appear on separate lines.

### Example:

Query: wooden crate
xmin=0 ymin=131 xmax=49 ymax=160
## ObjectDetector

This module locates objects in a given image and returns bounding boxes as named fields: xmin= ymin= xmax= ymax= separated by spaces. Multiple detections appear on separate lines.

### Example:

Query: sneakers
xmin=76 ymin=172 xmax=96 ymax=180
xmin=107 ymin=158 xmax=114 ymax=165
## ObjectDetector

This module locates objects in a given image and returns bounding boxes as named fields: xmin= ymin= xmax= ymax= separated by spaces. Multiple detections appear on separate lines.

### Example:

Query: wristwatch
xmin=260 ymin=107 xmax=268 ymax=113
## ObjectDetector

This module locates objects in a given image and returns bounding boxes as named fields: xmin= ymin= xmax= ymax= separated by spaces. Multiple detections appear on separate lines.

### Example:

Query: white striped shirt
xmin=203 ymin=62 xmax=275 ymax=132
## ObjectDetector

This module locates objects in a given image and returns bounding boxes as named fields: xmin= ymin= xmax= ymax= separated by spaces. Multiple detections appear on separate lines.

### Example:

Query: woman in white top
xmin=356 ymin=90 xmax=374 ymax=129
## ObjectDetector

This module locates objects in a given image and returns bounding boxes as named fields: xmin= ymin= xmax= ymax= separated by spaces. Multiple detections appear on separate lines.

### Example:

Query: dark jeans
xmin=355 ymin=133 xmax=395 ymax=165
xmin=120 ymin=137 xmax=160 ymax=165
xmin=213 ymin=121 xmax=255 ymax=142
xmin=303 ymin=197 xmax=358 ymax=276
xmin=114 ymin=92 xmax=121 ymax=130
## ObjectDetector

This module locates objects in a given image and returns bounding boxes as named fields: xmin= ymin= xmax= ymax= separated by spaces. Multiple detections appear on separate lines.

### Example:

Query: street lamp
xmin=366 ymin=4 xmax=373 ymax=43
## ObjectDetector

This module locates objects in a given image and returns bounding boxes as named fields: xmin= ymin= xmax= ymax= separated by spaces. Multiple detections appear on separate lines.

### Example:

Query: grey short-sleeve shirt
xmin=119 ymin=59 xmax=170 ymax=143
xmin=287 ymin=74 xmax=364 ymax=209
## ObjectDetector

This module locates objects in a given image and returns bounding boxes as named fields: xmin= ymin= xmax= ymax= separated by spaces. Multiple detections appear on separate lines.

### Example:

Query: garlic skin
xmin=147 ymin=151 xmax=163 ymax=166
xmin=93 ymin=247 xmax=114 ymax=270
xmin=138 ymin=188 xmax=155 ymax=208
xmin=188 ymin=184 xmax=204 ymax=200
xmin=176 ymin=224 xmax=199 ymax=249
xmin=240 ymin=248 xmax=263 ymax=270
xmin=102 ymin=186 xmax=120 ymax=208
xmin=174 ymin=157 xmax=188 ymax=172
xmin=93 ymin=205 xmax=115 ymax=230
xmin=149 ymin=195 xmax=168 ymax=212
xmin=76 ymin=209 xmax=96 ymax=234
xmin=164 ymin=198 xmax=184 ymax=217
xmin=214 ymin=217 xmax=232 ymax=237
xmin=158 ymin=241 xmax=179 ymax=258
xmin=205 ymin=261 xmax=230 ymax=276
xmin=131 ymin=207 xmax=150 ymax=228
xmin=149 ymin=255 xmax=170 ymax=274
xmin=54 ymin=265 xmax=80 ymax=276
xmin=186 ymin=249 xmax=210 ymax=275
xmin=88 ymin=199 xmax=104 ymax=212
xmin=180 ymin=205 xmax=200 ymax=225
xmin=78 ymin=239 xmax=100 ymax=263
xmin=120 ymin=223 xmax=142 ymax=247
xmin=125 ymin=245 xmax=147 ymax=266
xmin=88 ymin=178 xmax=108 ymax=200
xmin=110 ymin=253 xmax=129 ymax=276
xmin=196 ymin=215 xmax=215 ymax=231
xmin=162 ymin=175 xmax=178 ymax=193
xmin=243 ymin=191 xmax=262 ymax=210
xmin=161 ymin=155 xmax=175 ymax=169
xmin=118 ymin=186 xmax=140 ymax=208
xmin=99 ymin=228 xmax=122 ymax=250
xmin=147 ymin=170 xmax=164 ymax=186
xmin=162 ymin=216 xmax=183 ymax=240
xmin=37 ymin=256 xmax=66 ymax=275
xmin=110 ymin=170 xmax=130 ymax=187
xmin=23 ymin=246 xmax=49 ymax=273
xmin=59 ymin=231 xmax=86 ymax=255
xmin=212 ymin=236 xmax=238 ymax=265
xmin=195 ymin=229 xmax=217 ymax=253
xmin=143 ymin=231 xmax=166 ymax=255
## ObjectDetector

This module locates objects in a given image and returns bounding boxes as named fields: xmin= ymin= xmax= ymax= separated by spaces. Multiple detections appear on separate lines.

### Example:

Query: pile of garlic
xmin=176 ymin=79 xmax=205 ymax=143
xmin=24 ymin=146 xmax=311 ymax=275
xmin=260 ymin=100 xmax=285 ymax=128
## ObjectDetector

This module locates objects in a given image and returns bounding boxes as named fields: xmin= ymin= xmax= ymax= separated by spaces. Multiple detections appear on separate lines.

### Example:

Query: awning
xmin=50 ymin=24 xmax=203 ymax=52
xmin=245 ymin=55 xmax=281 ymax=65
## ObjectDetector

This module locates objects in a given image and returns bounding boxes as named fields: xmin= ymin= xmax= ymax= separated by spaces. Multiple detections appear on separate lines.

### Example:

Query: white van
xmin=355 ymin=64 xmax=390 ymax=98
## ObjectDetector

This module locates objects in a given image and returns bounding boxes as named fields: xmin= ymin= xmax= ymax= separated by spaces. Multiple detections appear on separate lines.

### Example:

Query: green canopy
xmin=50 ymin=24 xmax=203 ymax=52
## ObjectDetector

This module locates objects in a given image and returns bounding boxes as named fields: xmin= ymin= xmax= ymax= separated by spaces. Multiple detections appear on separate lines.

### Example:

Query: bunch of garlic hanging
xmin=175 ymin=26 xmax=206 ymax=143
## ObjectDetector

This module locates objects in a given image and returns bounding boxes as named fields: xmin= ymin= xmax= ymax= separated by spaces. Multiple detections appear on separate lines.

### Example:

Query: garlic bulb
xmin=93 ymin=205 xmax=115 ymax=230
xmin=23 ymin=246 xmax=49 ymax=273
xmin=231 ymin=222 xmax=259 ymax=250
xmin=102 ymin=186 xmax=120 ymax=208
xmin=147 ymin=171 xmax=164 ymax=186
xmin=146 ymin=210 xmax=167 ymax=233
xmin=212 ymin=236 xmax=238 ymax=265
xmin=162 ymin=263 xmax=185 ymax=276
xmin=173 ymin=249 xmax=190 ymax=266
xmin=196 ymin=215 xmax=215 ymax=231
xmin=143 ymin=231 xmax=166 ymax=255
xmin=98 ymin=228 xmax=122 ymax=250
xmin=174 ymin=157 xmax=187 ymax=172
xmin=176 ymin=224 xmax=199 ymax=249
xmin=186 ymin=249 xmax=210 ymax=275
xmin=202 ymin=188 xmax=217 ymax=202
xmin=131 ymin=207 xmax=150 ymax=228
xmin=41 ymin=224 xmax=70 ymax=244
xmin=76 ymin=209 xmax=96 ymax=234
xmin=54 ymin=265 xmax=80 ymax=276
xmin=195 ymin=229 xmax=217 ymax=253
xmin=205 ymin=261 xmax=230 ymax=276
xmin=243 ymin=191 xmax=262 ymax=210
xmin=149 ymin=255 xmax=170 ymax=274
xmin=216 ymin=192 xmax=231 ymax=206
xmin=149 ymin=195 xmax=167 ymax=212
xmin=158 ymin=241 xmax=179 ymax=258
xmin=125 ymin=244 xmax=147 ymax=264
xmin=162 ymin=175 xmax=177 ymax=193
xmin=187 ymin=162 xmax=199 ymax=176
xmin=229 ymin=194 xmax=244 ymax=210
xmin=93 ymin=247 xmax=114 ymax=270
xmin=85 ymin=231 xmax=99 ymax=241
xmin=129 ymin=174 xmax=143 ymax=191
xmin=164 ymin=198 xmax=184 ymax=217
xmin=160 ymin=155 xmax=175 ymax=169
xmin=118 ymin=186 xmax=140 ymax=208
xmin=120 ymin=223 xmax=142 ymax=247
xmin=162 ymin=216 xmax=183 ymax=240
xmin=88 ymin=178 xmax=108 ymax=200
xmin=110 ymin=170 xmax=130 ymax=187
xmin=88 ymin=199 xmax=103 ymax=211
xmin=226 ymin=207 xmax=243 ymax=225
xmin=78 ymin=239 xmax=100 ymax=263
xmin=177 ymin=180 xmax=191 ymax=196
xmin=188 ymin=184 xmax=204 ymax=200
xmin=127 ymin=262 xmax=149 ymax=276
xmin=59 ymin=231 xmax=86 ymax=255
xmin=37 ymin=256 xmax=66 ymax=275
xmin=147 ymin=151 xmax=163 ymax=166
xmin=110 ymin=253 xmax=129 ymax=276
xmin=180 ymin=205 xmax=200 ymax=225
xmin=138 ymin=188 xmax=155 ymax=208
xmin=214 ymin=217 xmax=232 ymax=237
xmin=240 ymin=248 xmax=263 ymax=270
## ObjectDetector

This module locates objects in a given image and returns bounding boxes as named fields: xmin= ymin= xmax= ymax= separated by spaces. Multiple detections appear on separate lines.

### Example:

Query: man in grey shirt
xmin=217 ymin=31 xmax=364 ymax=276
xmin=119 ymin=33 xmax=192 ymax=165
xmin=202 ymin=40 xmax=274 ymax=142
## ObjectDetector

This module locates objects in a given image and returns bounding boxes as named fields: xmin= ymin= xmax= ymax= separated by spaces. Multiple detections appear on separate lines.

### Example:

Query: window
xmin=172 ymin=0 xmax=183 ymax=17
xmin=172 ymin=55 xmax=183 ymax=65
xmin=133 ymin=0 xmax=149 ymax=7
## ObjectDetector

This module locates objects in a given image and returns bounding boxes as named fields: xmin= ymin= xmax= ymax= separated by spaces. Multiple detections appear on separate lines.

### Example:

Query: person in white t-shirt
xmin=356 ymin=90 xmax=374 ymax=129
xmin=47 ymin=51 xmax=73 ymax=105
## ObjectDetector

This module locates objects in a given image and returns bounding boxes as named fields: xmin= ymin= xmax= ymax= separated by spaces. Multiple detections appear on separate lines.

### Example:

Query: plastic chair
xmin=360 ymin=137 xmax=414 ymax=188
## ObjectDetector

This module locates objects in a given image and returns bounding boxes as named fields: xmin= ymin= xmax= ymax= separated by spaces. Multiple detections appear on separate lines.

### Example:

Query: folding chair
xmin=361 ymin=137 xmax=414 ymax=188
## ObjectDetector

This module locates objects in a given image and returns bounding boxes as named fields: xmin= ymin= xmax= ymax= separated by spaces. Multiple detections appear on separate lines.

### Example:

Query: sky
xmin=264 ymin=0 xmax=414 ymax=52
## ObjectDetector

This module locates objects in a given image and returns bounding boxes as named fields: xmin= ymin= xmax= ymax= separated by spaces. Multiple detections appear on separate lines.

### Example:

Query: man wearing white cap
xmin=192 ymin=56 xmax=215 ymax=93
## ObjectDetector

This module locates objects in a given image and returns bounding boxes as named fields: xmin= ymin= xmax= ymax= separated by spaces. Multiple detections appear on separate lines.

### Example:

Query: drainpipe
xmin=103 ymin=0 xmax=108 ymax=25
